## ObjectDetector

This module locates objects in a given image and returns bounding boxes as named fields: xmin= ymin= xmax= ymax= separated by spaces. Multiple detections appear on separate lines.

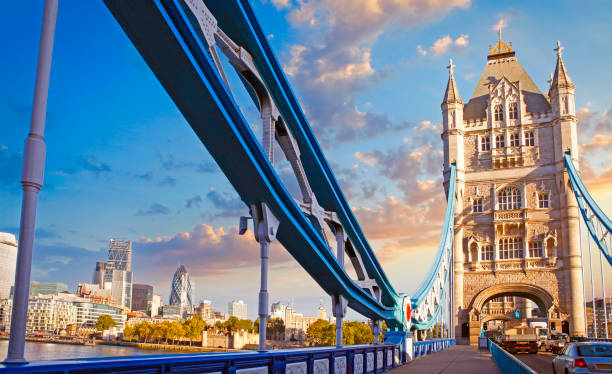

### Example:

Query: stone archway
xmin=466 ymin=283 xmax=556 ymax=344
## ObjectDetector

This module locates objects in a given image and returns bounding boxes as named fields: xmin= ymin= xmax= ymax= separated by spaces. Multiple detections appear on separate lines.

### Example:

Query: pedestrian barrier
xmin=413 ymin=339 xmax=455 ymax=359
xmin=487 ymin=339 xmax=537 ymax=374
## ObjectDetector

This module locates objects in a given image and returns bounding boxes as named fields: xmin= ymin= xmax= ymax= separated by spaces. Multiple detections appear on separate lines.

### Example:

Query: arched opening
xmin=466 ymin=283 xmax=557 ymax=345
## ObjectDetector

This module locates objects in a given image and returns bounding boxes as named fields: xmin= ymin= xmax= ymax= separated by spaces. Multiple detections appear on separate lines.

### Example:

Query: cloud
xmin=45 ymin=255 xmax=72 ymax=265
xmin=581 ymin=134 xmax=612 ymax=154
xmin=491 ymin=16 xmax=507 ymax=31
xmin=201 ymin=189 xmax=247 ymax=219
xmin=417 ymin=34 xmax=469 ymax=57
xmin=159 ymin=176 xmax=177 ymax=187
xmin=271 ymin=0 xmax=291 ymax=10
xmin=281 ymin=0 xmax=470 ymax=143
xmin=137 ymin=171 xmax=153 ymax=181
xmin=134 ymin=224 xmax=292 ymax=277
xmin=137 ymin=203 xmax=171 ymax=216
xmin=60 ymin=155 xmax=112 ymax=176
xmin=185 ymin=195 xmax=202 ymax=208
xmin=197 ymin=161 xmax=218 ymax=173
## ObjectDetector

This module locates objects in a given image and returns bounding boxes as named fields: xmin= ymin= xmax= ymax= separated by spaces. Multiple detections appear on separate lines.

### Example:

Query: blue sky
xmin=1 ymin=0 xmax=611 ymax=320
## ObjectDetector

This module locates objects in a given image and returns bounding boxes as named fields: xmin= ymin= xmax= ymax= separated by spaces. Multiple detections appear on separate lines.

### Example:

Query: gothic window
xmin=472 ymin=198 xmax=483 ymax=213
xmin=529 ymin=241 xmax=543 ymax=257
xmin=495 ymin=135 xmax=505 ymax=148
xmin=481 ymin=136 xmax=491 ymax=151
xmin=508 ymin=102 xmax=518 ymax=119
xmin=498 ymin=187 xmax=521 ymax=210
xmin=510 ymin=133 xmax=520 ymax=147
xmin=494 ymin=104 xmax=504 ymax=121
xmin=538 ymin=192 xmax=550 ymax=208
xmin=481 ymin=245 xmax=494 ymax=261
xmin=525 ymin=131 xmax=535 ymax=146
xmin=562 ymin=97 xmax=568 ymax=114
xmin=499 ymin=237 xmax=523 ymax=259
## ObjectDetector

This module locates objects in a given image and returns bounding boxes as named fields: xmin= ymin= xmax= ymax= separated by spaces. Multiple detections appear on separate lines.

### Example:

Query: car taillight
xmin=574 ymin=358 xmax=587 ymax=368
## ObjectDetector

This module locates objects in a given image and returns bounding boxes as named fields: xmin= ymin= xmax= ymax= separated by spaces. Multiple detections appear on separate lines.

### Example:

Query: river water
xmin=0 ymin=340 xmax=181 ymax=361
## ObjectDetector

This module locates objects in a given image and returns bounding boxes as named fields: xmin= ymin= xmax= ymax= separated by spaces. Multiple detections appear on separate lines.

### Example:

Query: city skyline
xmin=1 ymin=0 xmax=611 ymax=321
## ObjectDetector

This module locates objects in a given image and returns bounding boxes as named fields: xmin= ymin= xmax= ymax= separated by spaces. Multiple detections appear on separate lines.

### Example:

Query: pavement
xmin=389 ymin=345 xmax=499 ymax=374
xmin=515 ymin=352 xmax=554 ymax=373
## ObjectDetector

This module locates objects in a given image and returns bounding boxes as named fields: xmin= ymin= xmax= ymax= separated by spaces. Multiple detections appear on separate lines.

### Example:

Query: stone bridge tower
xmin=441 ymin=34 xmax=586 ymax=344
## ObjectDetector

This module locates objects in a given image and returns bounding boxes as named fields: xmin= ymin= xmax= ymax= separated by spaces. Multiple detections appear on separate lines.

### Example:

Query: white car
xmin=552 ymin=342 xmax=612 ymax=373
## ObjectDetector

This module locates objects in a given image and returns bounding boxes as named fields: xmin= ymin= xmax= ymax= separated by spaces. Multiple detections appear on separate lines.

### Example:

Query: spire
xmin=442 ymin=58 xmax=462 ymax=104
xmin=550 ymin=41 xmax=574 ymax=89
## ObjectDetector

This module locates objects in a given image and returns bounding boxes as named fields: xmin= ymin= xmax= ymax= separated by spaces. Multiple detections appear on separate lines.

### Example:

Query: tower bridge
xmin=1 ymin=1 xmax=610 ymax=373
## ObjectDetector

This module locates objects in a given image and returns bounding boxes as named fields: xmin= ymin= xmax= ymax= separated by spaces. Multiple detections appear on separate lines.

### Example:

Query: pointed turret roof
xmin=550 ymin=41 xmax=574 ymax=89
xmin=463 ymin=34 xmax=551 ymax=120
xmin=442 ymin=58 xmax=462 ymax=105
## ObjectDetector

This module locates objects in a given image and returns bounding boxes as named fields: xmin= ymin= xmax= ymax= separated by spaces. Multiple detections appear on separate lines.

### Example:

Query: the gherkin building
xmin=169 ymin=265 xmax=193 ymax=317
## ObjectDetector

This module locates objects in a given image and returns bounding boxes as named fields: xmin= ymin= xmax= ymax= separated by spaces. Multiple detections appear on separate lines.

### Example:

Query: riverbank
xmin=97 ymin=341 xmax=236 ymax=353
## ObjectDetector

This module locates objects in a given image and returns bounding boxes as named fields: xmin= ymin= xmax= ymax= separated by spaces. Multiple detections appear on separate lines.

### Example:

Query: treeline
xmin=123 ymin=315 xmax=206 ymax=345
xmin=306 ymin=319 xmax=383 ymax=346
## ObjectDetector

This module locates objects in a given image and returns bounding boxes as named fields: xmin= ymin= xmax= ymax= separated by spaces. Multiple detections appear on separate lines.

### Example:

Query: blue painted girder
xmin=102 ymin=0 xmax=398 ymax=323
xmin=203 ymin=0 xmax=400 ymax=307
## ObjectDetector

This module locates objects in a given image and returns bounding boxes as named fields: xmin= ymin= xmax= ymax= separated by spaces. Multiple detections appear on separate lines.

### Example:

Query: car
xmin=552 ymin=342 xmax=612 ymax=374
xmin=547 ymin=333 xmax=569 ymax=353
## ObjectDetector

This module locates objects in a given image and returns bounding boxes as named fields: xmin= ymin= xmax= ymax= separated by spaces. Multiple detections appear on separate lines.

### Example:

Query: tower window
xmin=510 ymin=133 xmax=520 ymax=147
xmin=472 ymin=198 xmax=483 ymax=213
xmin=481 ymin=136 xmax=491 ymax=151
xmin=495 ymin=135 xmax=505 ymax=148
xmin=529 ymin=241 xmax=543 ymax=257
xmin=499 ymin=237 xmax=523 ymax=259
xmin=509 ymin=102 xmax=518 ymax=119
xmin=494 ymin=105 xmax=504 ymax=121
xmin=525 ymin=131 xmax=535 ymax=146
xmin=498 ymin=187 xmax=521 ymax=210
xmin=481 ymin=245 xmax=494 ymax=261
xmin=538 ymin=192 xmax=549 ymax=208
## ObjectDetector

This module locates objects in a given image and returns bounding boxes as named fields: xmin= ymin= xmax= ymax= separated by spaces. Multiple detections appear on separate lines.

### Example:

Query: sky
xmin=1 ymin=0 xmax=611 ymax=321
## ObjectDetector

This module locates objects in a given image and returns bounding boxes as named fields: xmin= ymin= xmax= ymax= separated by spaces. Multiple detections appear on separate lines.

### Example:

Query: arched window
xmin=509 ymin=102 xmax=518 ymax=119
xmin=494 ymin=105 xmax=504 ymax=121
xmin=509 ymin=133 xmax=520 ymax=147
xmin=498 ymin=187 xmax=521 ymax=210
xmin=495 ymin=135 xmax=505 ymax=148
xmin=499 ymin=237 xmax=523 ymax=259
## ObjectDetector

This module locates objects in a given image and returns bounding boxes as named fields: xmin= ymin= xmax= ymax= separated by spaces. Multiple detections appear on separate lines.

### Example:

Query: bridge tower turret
xmin=441 ymin=58 xmax=465 ymax=339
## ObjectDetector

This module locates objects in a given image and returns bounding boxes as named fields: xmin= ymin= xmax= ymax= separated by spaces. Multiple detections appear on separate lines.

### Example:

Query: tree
xmin=183 ymin=315 xmax=206 ymax=345
xmin=343 ymin=321 xmax=374 ymax=345
xmin=267 ymin=318 xmax=285 ymax=340
xmin=95 ymin=314 xmax=117 ymax=331
xmin=306 ymin=319 xmax=335 ymax=346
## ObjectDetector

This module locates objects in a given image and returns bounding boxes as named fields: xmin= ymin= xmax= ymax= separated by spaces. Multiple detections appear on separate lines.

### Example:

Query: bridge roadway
xmin=515 ymin=352 xmax=555 ymax=373
xmin=391 ymin=345 xmax=499 ymax=373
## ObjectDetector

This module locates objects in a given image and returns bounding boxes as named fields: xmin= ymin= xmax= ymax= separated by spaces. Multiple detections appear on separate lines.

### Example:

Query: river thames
xmin=0 ymin=340 xmax=181 ymax=361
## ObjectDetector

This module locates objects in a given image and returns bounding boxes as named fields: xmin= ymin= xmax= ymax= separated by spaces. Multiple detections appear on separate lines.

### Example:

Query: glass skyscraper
xmin=169 ymin=265 xmax=193 ymax=317
xmin=103 ymin=239 xmax=133 ymax=310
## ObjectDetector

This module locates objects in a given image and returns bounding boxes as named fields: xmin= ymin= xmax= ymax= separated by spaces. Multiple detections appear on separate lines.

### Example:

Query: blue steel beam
xmin=565 ymin=153 xmax=612 ymax=266
xmin=202 ymin=0 xmax=400 ymax=307
xmin=102 ymin=0 xmax=397 ymax=323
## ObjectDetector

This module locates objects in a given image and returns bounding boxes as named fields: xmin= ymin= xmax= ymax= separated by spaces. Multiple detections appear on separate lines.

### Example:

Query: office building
xmin=92 ymin=261 xmax=106 ymax=286
xmin=148 ymin=294 xmax=162 ymax=317
xmin=26 ymin=294 xmax=78 ymax=333
xmin=132 ymin=284 xmax=153 ymax=312
xmin=586 ymin=297 xmax=612 ymax=337
xmin=228 ymin=300 xmax=247 ymax=320
xmin=29 ymin=281 xmax=68 ymax=297
xmin=101 ymin=239 xmax=133 ymax=310
xmin=169 ymin=265 xmax=193 ymax=317
xmin=0 ymin=233 xmax=17 ymax=300
xmin=110 ymin=270 xmax=132 ymax=310
xmin=195 ymin=300 xmax=214 ymax=319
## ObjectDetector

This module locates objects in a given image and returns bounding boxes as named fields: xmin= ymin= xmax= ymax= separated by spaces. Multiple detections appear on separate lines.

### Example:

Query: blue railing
xmin=413 ymin=339 xmax=455 ymax=358
xmin=0 ymin=344 xmax=400 ymax=374
xmin=487 ymin=339 xmax=536 ymax=374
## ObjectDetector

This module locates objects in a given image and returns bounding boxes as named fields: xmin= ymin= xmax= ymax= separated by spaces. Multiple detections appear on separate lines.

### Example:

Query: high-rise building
xmin=26 ymin=294 xmax=78 ymax=333
xmin=132 ymin=284 xmax=153 ymax=312
xmin=92 ymin=261 xmax=106 ymax=286
xmin=195 ymin=300 xmax=213 ymax=319
xmin=586 ymin=297 xmax=612 ymax=338
xmin=29 ymin=281 xmax=68 ymax=296
xmin=270 ymin=302 xmax=287 ymax=321
xmin=148 ymin=294 xmax=162 ymax=317
xmin=0 ymin=233 xmax=17 ymax=300
xmin=228 ymin=300 xmax=247 ymax=320
xmin=102 ymin=239 xmax=133 ymax=310
xmin=169 ymin=265 xmax=193 ymax=317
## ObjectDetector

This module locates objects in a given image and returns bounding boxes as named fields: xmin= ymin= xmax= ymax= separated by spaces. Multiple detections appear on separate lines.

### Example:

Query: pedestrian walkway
xmin=389 ymin=345 xmax=499 ymax=374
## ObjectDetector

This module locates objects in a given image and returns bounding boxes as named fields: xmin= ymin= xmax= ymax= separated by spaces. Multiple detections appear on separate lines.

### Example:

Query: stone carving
xmin=366 ymin=352 xmax=374 ymax=373
xmin=334 ymin=356 xmax=347 ymax=374
xmin=377 ymin=351 xmax=383 ymax=369
xmin=354 ymin=354 xmax=364 ymax=374
xmin=313 ymin=359 xmax=329 ymax=374
xmin=286 ymin=362 xmax=307 ymax=374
